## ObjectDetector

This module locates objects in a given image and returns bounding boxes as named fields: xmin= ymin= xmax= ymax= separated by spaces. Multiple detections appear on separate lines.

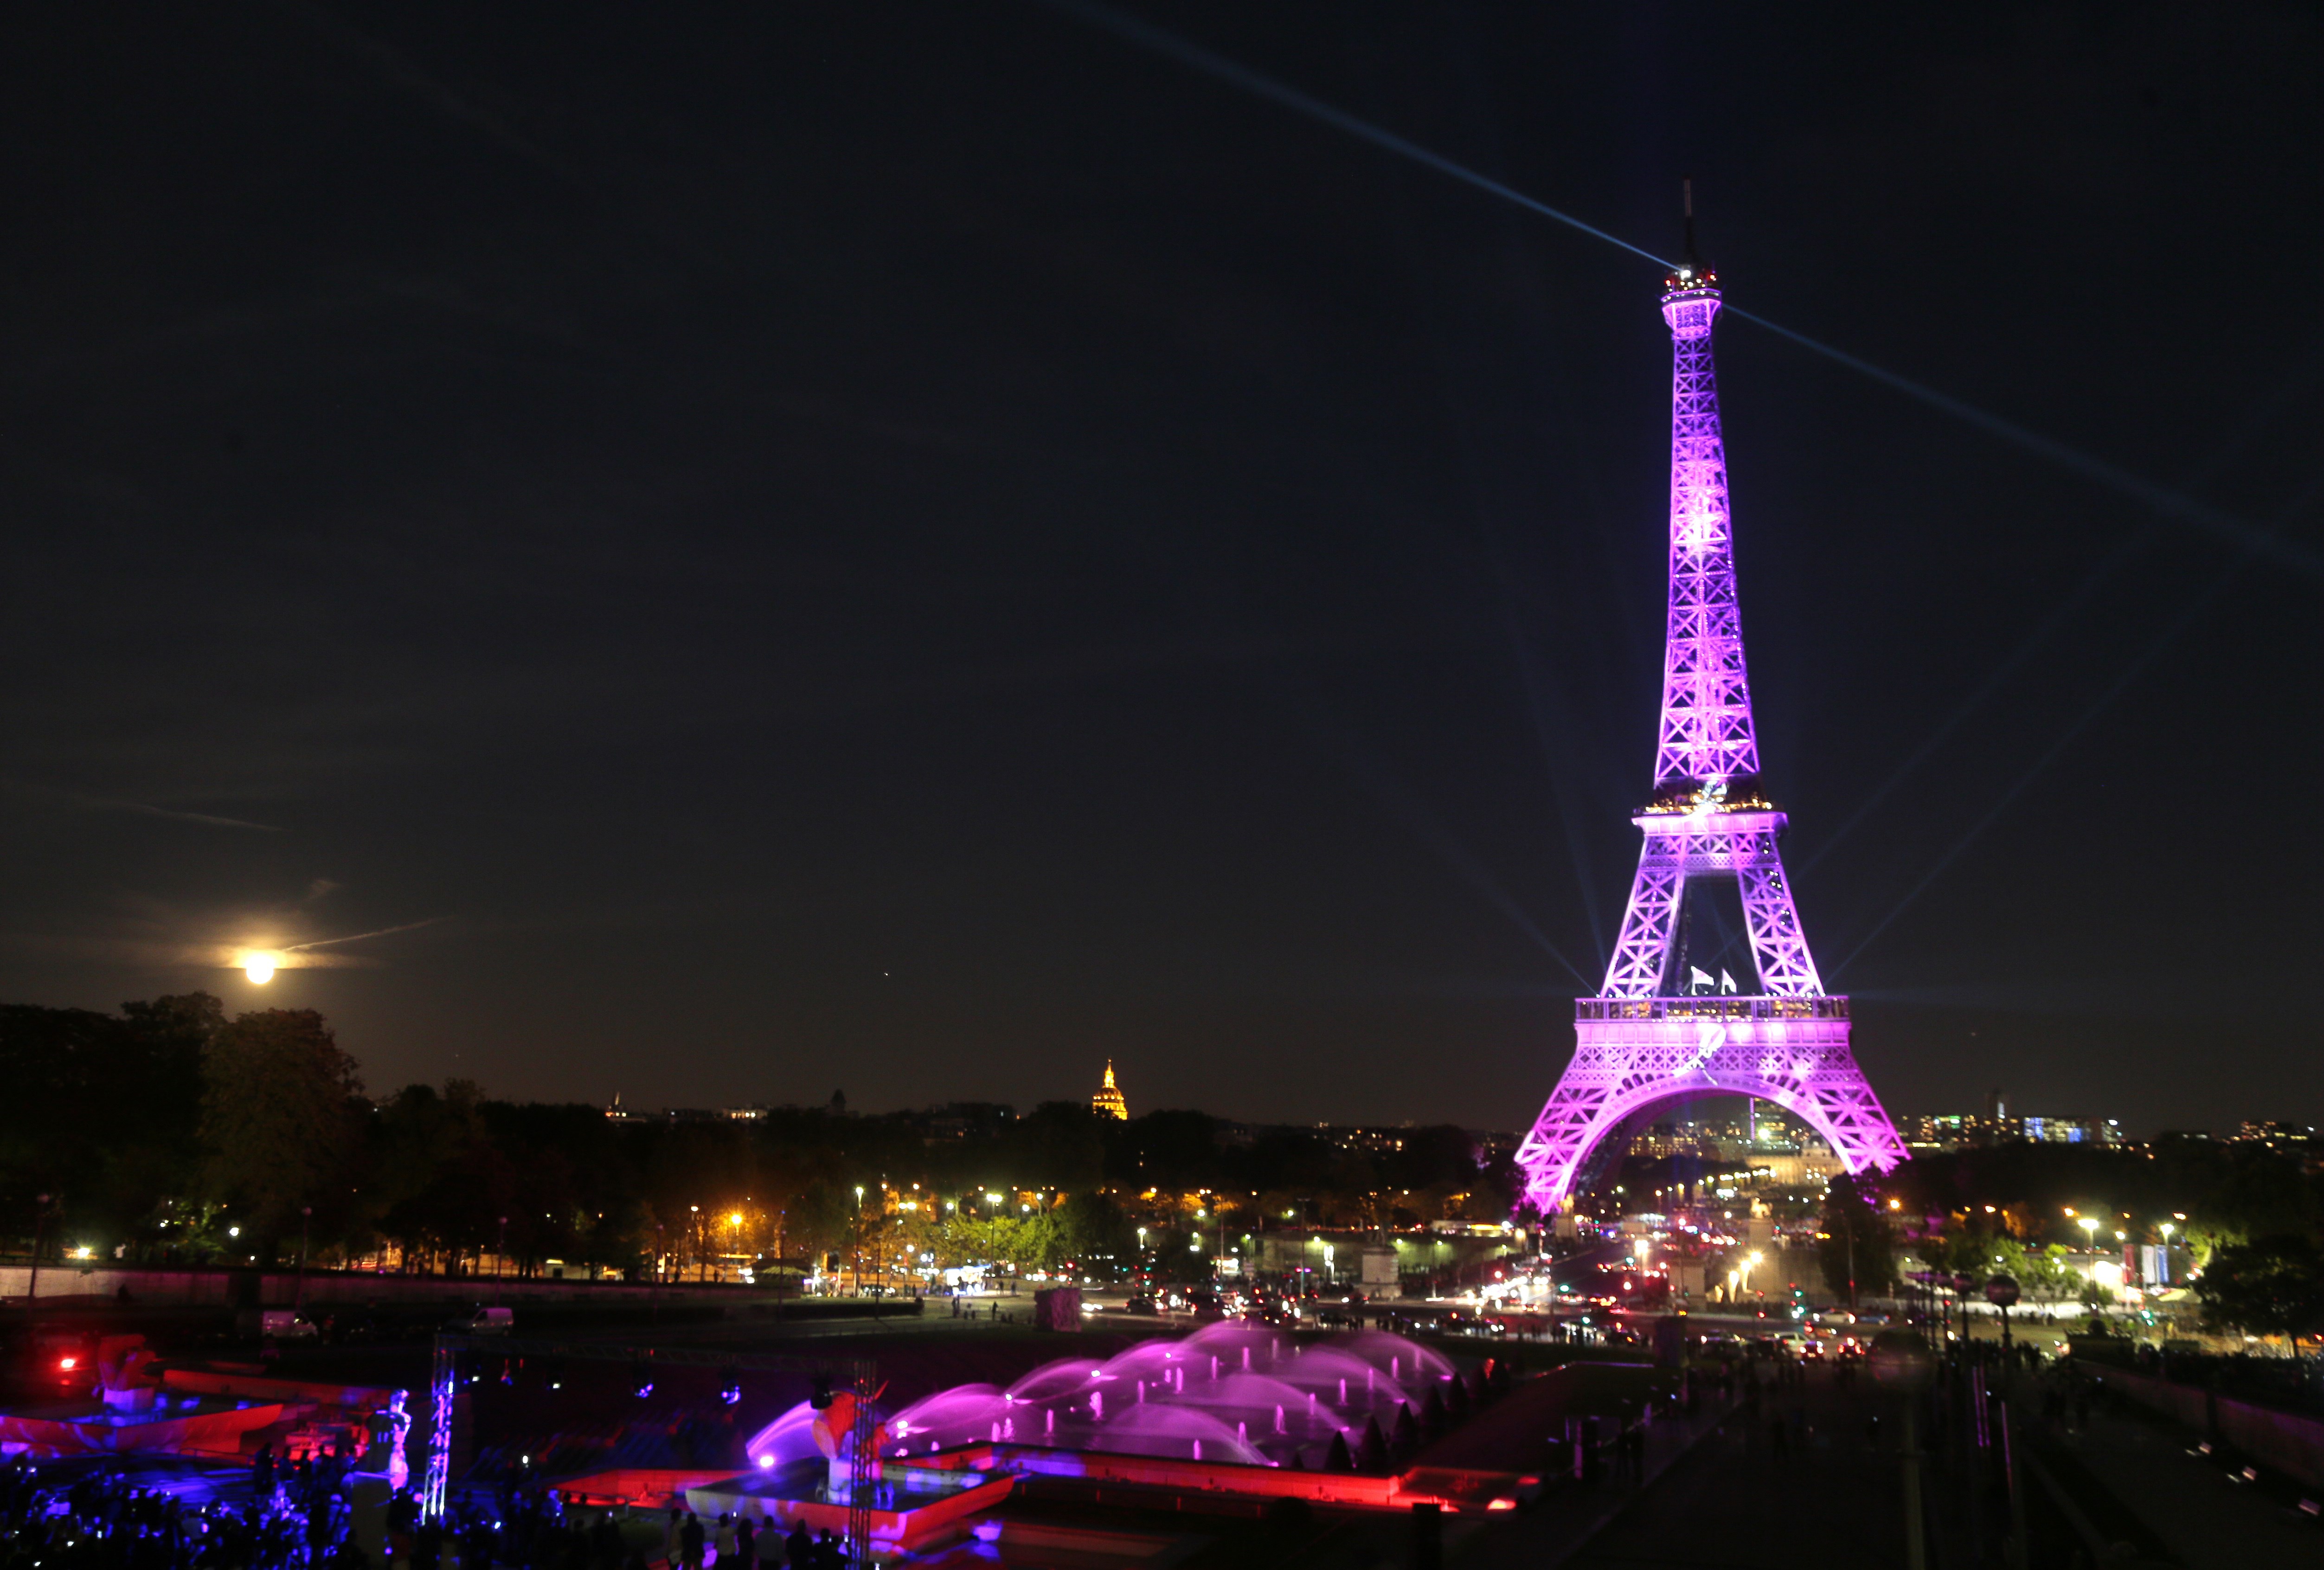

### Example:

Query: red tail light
xmin=58 ymin=1356 xmax=77 ymax=1371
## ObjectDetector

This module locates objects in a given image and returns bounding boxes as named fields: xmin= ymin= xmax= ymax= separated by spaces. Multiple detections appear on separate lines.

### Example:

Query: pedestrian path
xmin=1448 ymin=1395 xmax=1735 ymax=1569
xmin=1553 ymin=1374 xmax=1909 ymax=1570
xmin=2033 ymin=1398 xmax=2318 ymax=1570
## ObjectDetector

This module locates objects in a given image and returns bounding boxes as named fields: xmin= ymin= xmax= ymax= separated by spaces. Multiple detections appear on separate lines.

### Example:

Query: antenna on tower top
xmin=1681 ymin=176 xmax=1698 ymax=270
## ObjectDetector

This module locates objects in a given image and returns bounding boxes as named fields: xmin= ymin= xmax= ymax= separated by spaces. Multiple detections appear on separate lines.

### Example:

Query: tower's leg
xmin=1515 ymin=1045 xmax=1614 ymax=1213
xmin=1601 ymin=840 xmax=1685 ymax=997
xmin=1735 ymin=838 xmax=1824 ymax=997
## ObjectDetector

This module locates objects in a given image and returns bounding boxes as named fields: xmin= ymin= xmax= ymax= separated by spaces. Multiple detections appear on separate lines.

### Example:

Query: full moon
xmin=244 ymin=953 xmax=278 ymax=984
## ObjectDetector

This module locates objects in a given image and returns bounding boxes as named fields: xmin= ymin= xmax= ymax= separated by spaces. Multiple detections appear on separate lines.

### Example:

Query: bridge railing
xmin=1575 ymin=995 xmax=1849 ymax=1023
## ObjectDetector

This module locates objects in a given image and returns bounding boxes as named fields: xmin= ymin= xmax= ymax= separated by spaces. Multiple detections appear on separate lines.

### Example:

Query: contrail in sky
xmin=1 ymin=778 xmax=285 ymax=833
xmin=284 ymin=917 xmax=451 ymax=952
xmin=1031 ymin=0 xmax=2321 ymax=575
xmin=100 ymin=799 xmax=284 ymax=832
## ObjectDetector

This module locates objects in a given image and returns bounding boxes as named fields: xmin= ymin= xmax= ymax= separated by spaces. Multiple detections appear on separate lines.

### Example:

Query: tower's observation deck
xmin=1514 ymin=255 xmax=1907 ymax=1214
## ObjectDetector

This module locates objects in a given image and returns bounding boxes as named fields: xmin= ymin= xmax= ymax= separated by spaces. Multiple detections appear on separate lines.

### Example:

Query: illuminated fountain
xmin=557 ymin=1319 xmax=1532 ymax=1548
xmin=858 ymin=1321 xmax=1464 ymax=1471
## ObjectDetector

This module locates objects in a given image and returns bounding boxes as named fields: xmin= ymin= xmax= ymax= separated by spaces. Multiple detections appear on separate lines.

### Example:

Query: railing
xmin=1575 ymin=995 xmax=1848 ymax=1023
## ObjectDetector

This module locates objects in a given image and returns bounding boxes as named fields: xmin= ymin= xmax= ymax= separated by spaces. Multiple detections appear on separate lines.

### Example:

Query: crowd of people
xmin=0 ymin=1454 xmax=874 ymax=1570
xmin=0 ymin=1452 xmax=361 ymax=1570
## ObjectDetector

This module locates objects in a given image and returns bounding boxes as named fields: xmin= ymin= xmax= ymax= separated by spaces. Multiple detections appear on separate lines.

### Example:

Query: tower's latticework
xmin=1515 ymin=259 xmax=1907 ymax=1214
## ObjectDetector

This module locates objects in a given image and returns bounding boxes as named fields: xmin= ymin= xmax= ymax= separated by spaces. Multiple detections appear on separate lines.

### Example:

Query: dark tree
xmin=0 ymin=995 xmax=218 ymax=1249
xmin=200 ymin=1009 xmax=365 ymax=1250
xmin=1817 ymin=1171 xmax=1897 ymax=1305
xmin=2196 ymin=1236 xmax=2324 ymax=1353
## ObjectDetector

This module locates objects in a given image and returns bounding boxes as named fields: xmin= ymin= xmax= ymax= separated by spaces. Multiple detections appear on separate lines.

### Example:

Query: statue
xmin=382 ymin=1389 xmax=412 ymax=1491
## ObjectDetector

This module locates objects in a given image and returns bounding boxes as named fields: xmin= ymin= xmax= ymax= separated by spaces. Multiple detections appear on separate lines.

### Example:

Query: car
xmin=1122 ymin=1294 xmax=1159 ymax=1316
xmin=327 ymin=1311 xmax=385 ymax=1345
xmin=448 ymin=1305 xmax=514 ymax=1335
xmin=262 ymin=1309 xmax=321 ymax=1341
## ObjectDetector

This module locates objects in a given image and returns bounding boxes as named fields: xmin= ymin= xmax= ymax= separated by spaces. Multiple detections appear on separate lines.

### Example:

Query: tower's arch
xmin=1515 ymin=1001 xmax=1899 ymax=1214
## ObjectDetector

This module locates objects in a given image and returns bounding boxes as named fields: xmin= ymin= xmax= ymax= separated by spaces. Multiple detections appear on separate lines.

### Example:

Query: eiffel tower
xmin=1515 ymin=227 xmax=1907 ymax=1215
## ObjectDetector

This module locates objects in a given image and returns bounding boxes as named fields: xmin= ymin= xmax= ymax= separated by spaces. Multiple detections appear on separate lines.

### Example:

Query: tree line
xmin=0 ymin=995 xmax=1516 ymax=1280
xmin=1816 ymin=1139 xmax=2324 ymax=1350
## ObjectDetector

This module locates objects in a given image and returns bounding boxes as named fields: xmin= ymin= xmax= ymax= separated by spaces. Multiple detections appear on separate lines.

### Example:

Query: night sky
xmin=3 ymin=4 xmax=2317 ymax=1133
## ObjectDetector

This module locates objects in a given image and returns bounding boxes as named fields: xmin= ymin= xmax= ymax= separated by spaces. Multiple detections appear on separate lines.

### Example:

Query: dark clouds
xmin=0 ymin=3 xmax=2315 ymax=1131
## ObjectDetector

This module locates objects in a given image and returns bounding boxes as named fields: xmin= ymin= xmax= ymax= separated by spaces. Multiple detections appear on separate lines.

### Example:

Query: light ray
xmin=1031 ymin=0 xmax=2322 ymax=575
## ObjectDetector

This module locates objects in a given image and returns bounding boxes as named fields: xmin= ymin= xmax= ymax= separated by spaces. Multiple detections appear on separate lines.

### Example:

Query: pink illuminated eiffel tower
xmin=1515 ymin=236 xmax=1907 ymax=1215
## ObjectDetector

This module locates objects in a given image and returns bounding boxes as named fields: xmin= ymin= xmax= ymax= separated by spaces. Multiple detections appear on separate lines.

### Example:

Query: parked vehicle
xmin=261 ymin=1309 xmax=321 ymax=1341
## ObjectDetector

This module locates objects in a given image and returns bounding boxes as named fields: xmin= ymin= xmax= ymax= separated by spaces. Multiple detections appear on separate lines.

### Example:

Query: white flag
xmin=1720 ymin=969 xmax=1737 ymax=994
xmin=1688 ymin=965 xmax=1714 ymax=993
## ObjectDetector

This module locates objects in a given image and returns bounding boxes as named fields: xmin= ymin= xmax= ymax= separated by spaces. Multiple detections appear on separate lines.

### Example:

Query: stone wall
xmin=0 ymin=1265 xmax=796 ymax=1309
xmin=2089 ymin=1361 xmax=2324 ymax=1492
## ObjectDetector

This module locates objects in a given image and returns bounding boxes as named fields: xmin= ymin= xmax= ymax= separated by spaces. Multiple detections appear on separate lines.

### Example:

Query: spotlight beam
xmin=1831 ymin=476 xmax=2321 ymax=979
xmin=1830 ymin=564 xmax=2241 ymax=980
xmin=1029 ymin=0 xmax=1667 ymax=267
xmin=1031 ymin=0 xmax=2322 ymax=576
xmin=1801 ymin=520 xmax=2164 ymax=875
xmin=1719 ymin=307 xmax=2320 ymax=573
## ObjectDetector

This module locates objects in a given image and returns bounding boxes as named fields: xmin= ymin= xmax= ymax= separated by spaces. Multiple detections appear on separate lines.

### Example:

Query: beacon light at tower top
xmin=1512 ymin=243 xmax=1907 ymax=1216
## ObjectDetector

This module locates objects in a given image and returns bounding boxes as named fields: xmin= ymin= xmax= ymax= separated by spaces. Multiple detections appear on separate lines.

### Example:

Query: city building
xmin=2022 ymin=1115 xmax=2121 ymax=1145
xmin=1091 ymin=1060 xmax=1129 ymax=1121
xmin=1901 ymin=1111 xmax=2122 ymax=1150
xmin=1903 ymin=1113 xmax=2018 ymax=1152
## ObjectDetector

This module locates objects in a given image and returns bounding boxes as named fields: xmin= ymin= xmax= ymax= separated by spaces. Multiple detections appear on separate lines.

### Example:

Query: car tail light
xmin=58 ymin=1356 xmax=77 ymax=1371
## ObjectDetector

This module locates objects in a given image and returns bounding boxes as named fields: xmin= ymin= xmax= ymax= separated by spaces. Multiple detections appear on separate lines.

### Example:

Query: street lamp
xmin=24 ymin=1194 xmax=53 ymax=1308
xmin=296 ymin=1206 xmax=314 ymax=1310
